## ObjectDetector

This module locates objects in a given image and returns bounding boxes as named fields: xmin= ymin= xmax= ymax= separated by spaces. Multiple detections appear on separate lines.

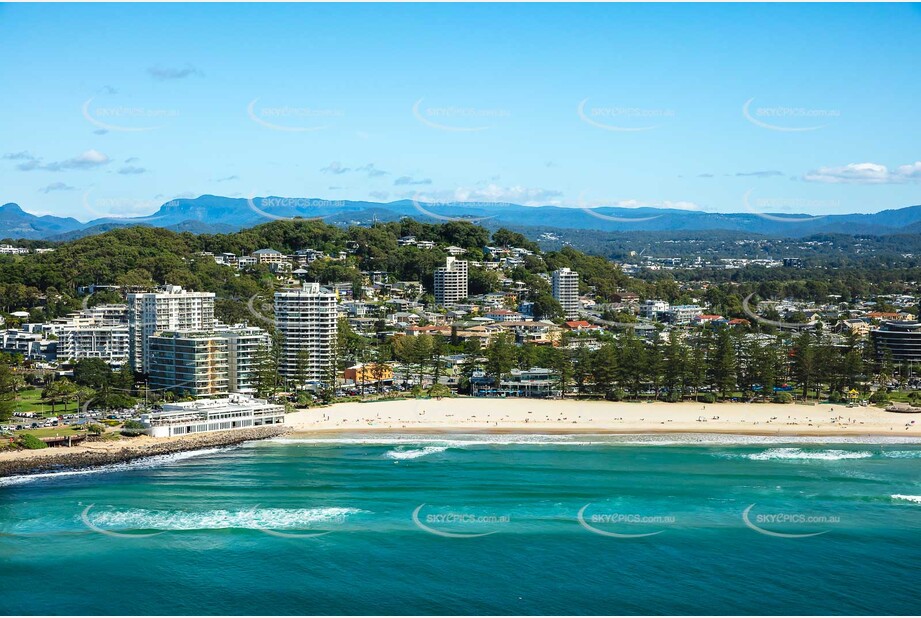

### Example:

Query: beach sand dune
xmin=286 ymin=398 xmax=921 ymax=436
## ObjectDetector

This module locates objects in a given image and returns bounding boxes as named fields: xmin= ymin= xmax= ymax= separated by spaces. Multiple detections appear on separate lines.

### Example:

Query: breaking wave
xmin=744 ymin=448 xmax=873 ymax=461
xmin=82 ymin=506 xmax=365 ymax=531
xmin=0 ymin=447 xmax=228 ymax=487
xmin=891 ymin=495 xmax=921 ymax=504
xmin=386 ymin=446 xmax=450 ymax=460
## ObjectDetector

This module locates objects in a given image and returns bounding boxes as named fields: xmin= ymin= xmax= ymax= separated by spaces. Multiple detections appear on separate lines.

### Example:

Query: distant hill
xmin=5 ymin=195 xmax=921 ymax=241
xmin=0 ymin=202 xmax=84 ymax=240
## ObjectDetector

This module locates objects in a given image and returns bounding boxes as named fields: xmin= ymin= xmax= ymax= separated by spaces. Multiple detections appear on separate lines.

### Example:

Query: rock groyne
xmin=0 ymin=426 xmax=288 ymax=478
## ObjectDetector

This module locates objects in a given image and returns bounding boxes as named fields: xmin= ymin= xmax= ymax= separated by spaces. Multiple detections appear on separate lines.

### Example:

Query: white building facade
xmin=552 ymin=268 xmax=580 ymax=319
xmin=274 ymin=283 xmax=338 ymax=385
xmin=126 ymin=286 xmax=216 ymax=373
xmin=434 ymin=257 xmax=468 ymax=306
xmin=141 ymin=395 xmax=285 ymax=438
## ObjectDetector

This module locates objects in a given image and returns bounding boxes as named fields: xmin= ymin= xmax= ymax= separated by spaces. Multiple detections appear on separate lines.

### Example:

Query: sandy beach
xmin=286 ymin=397 xmax=921 ymax=436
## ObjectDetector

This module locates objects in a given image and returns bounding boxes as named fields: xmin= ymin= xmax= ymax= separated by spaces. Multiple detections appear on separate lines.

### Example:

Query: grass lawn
xmin=11 ymin=426 xmax=86 ymax=439
xmin=13 ymin=388 xmax=81 ymax=416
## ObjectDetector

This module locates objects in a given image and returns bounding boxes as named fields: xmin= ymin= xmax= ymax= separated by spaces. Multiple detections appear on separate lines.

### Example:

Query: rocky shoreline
xmin=0 ymin=426 xmax=289 ymax=478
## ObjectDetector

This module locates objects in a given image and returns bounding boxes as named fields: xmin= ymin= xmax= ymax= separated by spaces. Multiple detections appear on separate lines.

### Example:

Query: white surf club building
xmin=141 ymin=394 xmax=286 ymax=438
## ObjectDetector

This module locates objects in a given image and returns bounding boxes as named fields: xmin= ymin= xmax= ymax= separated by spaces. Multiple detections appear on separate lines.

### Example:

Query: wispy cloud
xmin=394 ymin=175 xmax=432 ymax=186
xmin=215 ymin=175 xmax=239 ymax=182
xmin=118 ymin=165 xmax=147 ymax=175
xmin=803 ymin=161 xmax=921 ymax=184
xmin=321 ymin=161 xmax=390 ymax=177
xmin=357 ymin=163 xmax=388 ymax=177
xmin=147 ymin=65 xmax=203 ymax=81
xmin=39 ymin=182 xmax=76 ymax=194
xmin=369 ymin=191 xmax=390 ymax=201
xmin=697 ymin=173 xmax=714 ymax=178
xmin=5 ymin=149 xmax=110 ymax=172
xmin=414 ymin=184 xmax=564 ymax=206
xmin=736 ymin=170 xmax=784 ymax=178
xmin=320 ymin=161 xmax=351 ymax=175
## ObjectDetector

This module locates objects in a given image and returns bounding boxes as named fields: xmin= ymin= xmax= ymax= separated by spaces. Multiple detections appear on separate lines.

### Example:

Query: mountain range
xmin=4 ymin=196 xmax=921 ymax=241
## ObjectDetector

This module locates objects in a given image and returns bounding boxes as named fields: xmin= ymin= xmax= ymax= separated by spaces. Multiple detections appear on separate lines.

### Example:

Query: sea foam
xmin=0 ymin=447 xmax=228 ymax=487
xmin=82 ymin=506 xmax=365 ymax=531
xmin=891 ymin=494 xmax=921 ymax=504
xmin=385 ymin=446 xmax=449 ymax=460
xmin=745 ymin=448 xmax=873 ymax=461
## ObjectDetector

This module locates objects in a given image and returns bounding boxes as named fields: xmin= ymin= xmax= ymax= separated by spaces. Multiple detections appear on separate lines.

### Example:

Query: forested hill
xmin=0 ymin=219 xmax=634 ymax=323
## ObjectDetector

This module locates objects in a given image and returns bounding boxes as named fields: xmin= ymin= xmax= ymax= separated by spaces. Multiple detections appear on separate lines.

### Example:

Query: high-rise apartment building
xmin=552 ymin=268 xmax=580 ymax=319
xmin=146 ymin=324 xmax=270 ymax=397
xmin=218 ymin=325 xmax=272 ymax=394
xmin=126 ymin=286 xmax=216 ymax=373
xmin=147 ymin=331 xmax=229 ymax=398
xmin=434 ymin=257 xmax=468 ymax=306
xmin=274 ymin=283 xmax=338 ymax=386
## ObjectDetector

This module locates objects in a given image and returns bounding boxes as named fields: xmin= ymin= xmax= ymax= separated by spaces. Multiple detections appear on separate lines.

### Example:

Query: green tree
xmin=0 ymin=361 xmax=18 ymax=422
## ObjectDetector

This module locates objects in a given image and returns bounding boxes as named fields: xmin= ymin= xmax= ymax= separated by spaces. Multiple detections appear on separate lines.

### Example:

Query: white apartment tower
xmin=126 ymin=286 xmax=216 ymax=373
xmin=434 ymin=257 xmax=468 ymax=306
xmin=274 ymin=283 xmax=338 ymax=385
xmin=552 ymin=267 xmax=580 ymax=319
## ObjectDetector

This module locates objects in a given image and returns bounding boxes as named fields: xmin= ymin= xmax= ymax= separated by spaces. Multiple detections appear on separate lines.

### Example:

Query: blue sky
xmin=1 ymin=2 xmax=920 ymax=220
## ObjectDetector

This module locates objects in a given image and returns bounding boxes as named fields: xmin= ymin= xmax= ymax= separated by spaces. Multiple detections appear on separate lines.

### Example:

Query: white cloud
xmin=804 ymin=161 xmax=921 ymax=184
xmin=320 ymin=161 xmax=350 ymax=174
xmin=39 ymin=182 xmax=76 ymax=194
xmin=5 ymin=149 xmax=110 ymax=171
xmin=394 ymin=175 xmax=432 ymax=186
xmin=606 ymin=198 xmax=701 ymax=211
xmin=413 ymin=184 xmax=564 ymax=206
xmin=147 ymin=65 xmax=203 ymax=80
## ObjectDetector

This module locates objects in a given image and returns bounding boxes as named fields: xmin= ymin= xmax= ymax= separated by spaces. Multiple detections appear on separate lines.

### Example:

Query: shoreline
xmin=283 ymin=425 xmax=919 ymax=439
xmin=285 ymin=397 xmax=921 ymax=437
xmin=4 ymin=398 xmax=919 ymax=479
xmin=0 ymin=426 xmax=287 ymax=479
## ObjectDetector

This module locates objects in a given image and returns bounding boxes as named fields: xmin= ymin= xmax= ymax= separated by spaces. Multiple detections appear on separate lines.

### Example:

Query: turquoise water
xmin=2 ymin=433 xmax=921 ymax=615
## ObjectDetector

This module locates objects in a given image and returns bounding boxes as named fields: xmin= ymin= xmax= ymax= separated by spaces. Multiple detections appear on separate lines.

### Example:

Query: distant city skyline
xmin=1 ymin=2 xmax=919 ymax=220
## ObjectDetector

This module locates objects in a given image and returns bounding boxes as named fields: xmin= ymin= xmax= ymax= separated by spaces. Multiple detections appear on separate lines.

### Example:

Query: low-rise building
xmin=141 ymin=394 xmax=285 ymax=438
xmin=343 ymin=362 xmax=394 ymax=385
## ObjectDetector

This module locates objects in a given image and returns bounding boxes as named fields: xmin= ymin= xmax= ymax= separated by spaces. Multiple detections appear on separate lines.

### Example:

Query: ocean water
xmin=2 ymin=433 xmax=921 ymax=615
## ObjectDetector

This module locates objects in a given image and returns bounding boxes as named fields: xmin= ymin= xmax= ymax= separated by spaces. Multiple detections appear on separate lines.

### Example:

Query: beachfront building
xmin=471 ymin=367 xmax=561 ymax=398
xmin=218 ymin=325 xmax=271 ymax=394
xmin=141 ymin=394 xmax=286 ymax=438
xmin=127 ymin=286 xmax=216 ymax=373
xmin=147 ymin=331 xmax=229 ymax=398
xmin=147 ymin=325 xmax=271 ymax=397
xmin=434 ymin=257 xmax=468 ymax=306
xmin=552 ymin=268 xmax=580 ymax=319
xmin=870 ymin=321 xmax=921 ymax=363
xmin=343 ymin=362 xmax=394 ymax=386
xmin=274 ymin=283 xmax=338 ymax=386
